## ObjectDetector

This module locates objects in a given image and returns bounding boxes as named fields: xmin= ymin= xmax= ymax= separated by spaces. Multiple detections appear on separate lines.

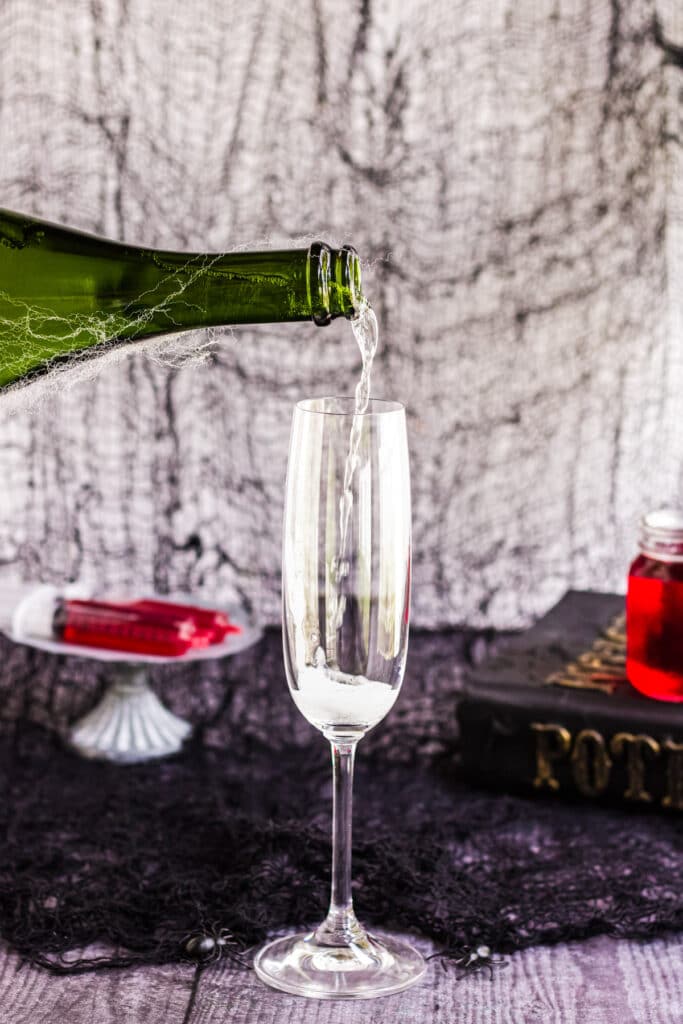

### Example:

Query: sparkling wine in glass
xmin=254 ymin=396 xmax=425 ymax=999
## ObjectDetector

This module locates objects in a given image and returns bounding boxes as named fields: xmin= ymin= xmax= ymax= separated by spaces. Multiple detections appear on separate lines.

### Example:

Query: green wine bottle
xmin=0 ymin=208 xmax=364 ymax=390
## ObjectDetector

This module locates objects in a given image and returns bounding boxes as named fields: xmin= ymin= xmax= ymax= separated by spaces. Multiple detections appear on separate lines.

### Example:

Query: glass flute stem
xmin=314 ymin=740 xmax=366 ymax=947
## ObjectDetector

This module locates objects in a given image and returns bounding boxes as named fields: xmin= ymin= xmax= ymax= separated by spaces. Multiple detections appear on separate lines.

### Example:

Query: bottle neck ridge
xmin=308 ymin=243 xmax=363 ymax=325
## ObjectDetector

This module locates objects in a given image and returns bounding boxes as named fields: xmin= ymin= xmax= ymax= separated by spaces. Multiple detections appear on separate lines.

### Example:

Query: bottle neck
xmin=121 ymin=241 xmax=364 ymax=331
xmin=307 ymin=243 xmax=363 ymax=325
xmin=639 ymin=508 xmax=683 ymax=563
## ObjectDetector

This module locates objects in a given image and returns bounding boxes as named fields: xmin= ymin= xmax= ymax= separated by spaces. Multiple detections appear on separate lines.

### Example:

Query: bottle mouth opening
xmin=341 ymin=244 xmax=362 ymax=314
xmin=640 ymin=508 xmax=683 ymax=559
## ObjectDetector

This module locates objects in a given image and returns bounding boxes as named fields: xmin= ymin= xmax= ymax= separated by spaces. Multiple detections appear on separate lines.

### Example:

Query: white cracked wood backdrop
xmin=0 ymin=0 xmax=681 ymax=628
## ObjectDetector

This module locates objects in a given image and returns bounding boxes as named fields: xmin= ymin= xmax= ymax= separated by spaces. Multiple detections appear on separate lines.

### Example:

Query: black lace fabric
xmin=0 ymin=628 xmax=681 ymax=974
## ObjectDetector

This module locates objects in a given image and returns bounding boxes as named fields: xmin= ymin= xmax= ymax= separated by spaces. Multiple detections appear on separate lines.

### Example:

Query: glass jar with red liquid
xmin=626 ymin=508 xmax=683 ymax=701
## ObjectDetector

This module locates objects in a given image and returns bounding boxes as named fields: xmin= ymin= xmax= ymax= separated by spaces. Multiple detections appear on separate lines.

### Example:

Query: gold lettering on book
xmin=530 ymin=723 xmax=572 ymax=790
xmin=610 ymin=733 xmax=660 ymax=803
xmin=528 ymin=722 xmax=683 ymax=809
xmin=571 ymin=729 xmax=612 ymax=796
xmin=544 ymin=613 xmax=626 ymax=694
xmin=662 ymin=740 xmax=683 ymax=811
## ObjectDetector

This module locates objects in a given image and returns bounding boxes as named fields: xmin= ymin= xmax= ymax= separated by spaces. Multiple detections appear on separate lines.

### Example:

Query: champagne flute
xmin=254 ymin=397 xmax=425 ymax=999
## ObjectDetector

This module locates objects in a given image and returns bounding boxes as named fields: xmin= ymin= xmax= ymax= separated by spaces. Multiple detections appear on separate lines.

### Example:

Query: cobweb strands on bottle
xmin=0 ymin=229 xmax=325 ymax=421
xmin=0 ymin=630 xmax=682 ymax=974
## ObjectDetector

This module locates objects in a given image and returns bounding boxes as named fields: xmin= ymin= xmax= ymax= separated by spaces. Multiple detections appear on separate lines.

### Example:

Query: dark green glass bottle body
xmin=0 ymin=209 xmax=364 ymax=390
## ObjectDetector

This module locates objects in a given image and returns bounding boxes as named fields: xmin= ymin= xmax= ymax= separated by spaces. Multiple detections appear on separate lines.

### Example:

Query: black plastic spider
xmin=428 ymin=944 xmax=508 ymax=979
xmin=181 ymin=923 xmax=248 ymax=967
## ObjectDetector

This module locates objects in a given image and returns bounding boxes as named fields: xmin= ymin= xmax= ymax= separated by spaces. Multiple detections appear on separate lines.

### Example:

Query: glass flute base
xmin=253 ymin=930 xmax=426 ymax=1000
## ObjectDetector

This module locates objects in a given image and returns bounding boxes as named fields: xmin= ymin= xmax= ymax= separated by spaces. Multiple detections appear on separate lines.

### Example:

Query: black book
xmin=458 ymin=591 xmax=683 ymax=811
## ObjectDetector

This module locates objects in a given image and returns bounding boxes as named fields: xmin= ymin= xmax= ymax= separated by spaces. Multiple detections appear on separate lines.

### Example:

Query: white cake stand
xmin=5 ymin=605 xmax=261 ymax=764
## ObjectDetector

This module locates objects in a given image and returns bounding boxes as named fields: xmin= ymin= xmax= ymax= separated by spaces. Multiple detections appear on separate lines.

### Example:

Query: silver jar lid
xmin=639 ymin=508 xmax=683 ymax=562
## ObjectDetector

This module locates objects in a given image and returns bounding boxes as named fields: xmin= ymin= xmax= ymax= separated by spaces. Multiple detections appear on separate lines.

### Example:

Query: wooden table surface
xmin=2 ymin=932 xmax=682 ymax=1023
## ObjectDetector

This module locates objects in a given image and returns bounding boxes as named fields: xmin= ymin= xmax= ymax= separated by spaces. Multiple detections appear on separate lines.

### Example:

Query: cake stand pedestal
xmin=69 ymin=662 xmax=193 ymax=763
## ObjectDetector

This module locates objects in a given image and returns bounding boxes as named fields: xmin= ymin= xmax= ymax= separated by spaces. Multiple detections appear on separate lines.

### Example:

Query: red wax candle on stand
xmin=626 ymin=508 xmax=683 ymax=701
xmin=14 ymin=588 xmax=241 ymax=658
xmin=55 ymin=598 xmax=200 ymax=657
xmin=131 ymin=600 xmax=241 ymax=643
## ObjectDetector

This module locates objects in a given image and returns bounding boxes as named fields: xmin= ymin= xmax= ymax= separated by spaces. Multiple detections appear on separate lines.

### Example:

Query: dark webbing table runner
xmin=0 ymin=627 xmax=680 ymax=972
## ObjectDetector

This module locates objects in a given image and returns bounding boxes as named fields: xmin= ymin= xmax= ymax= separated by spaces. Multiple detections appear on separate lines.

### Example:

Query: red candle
xmin=49 ymin=598 xmax=240 ymax=657
xmin=626 ymin=509 xmax=683 ymax=701
xmin=131 ymin=600 xmax=241 ymax=643
xmin=54 ymin=598 xmax=198 ymax=657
